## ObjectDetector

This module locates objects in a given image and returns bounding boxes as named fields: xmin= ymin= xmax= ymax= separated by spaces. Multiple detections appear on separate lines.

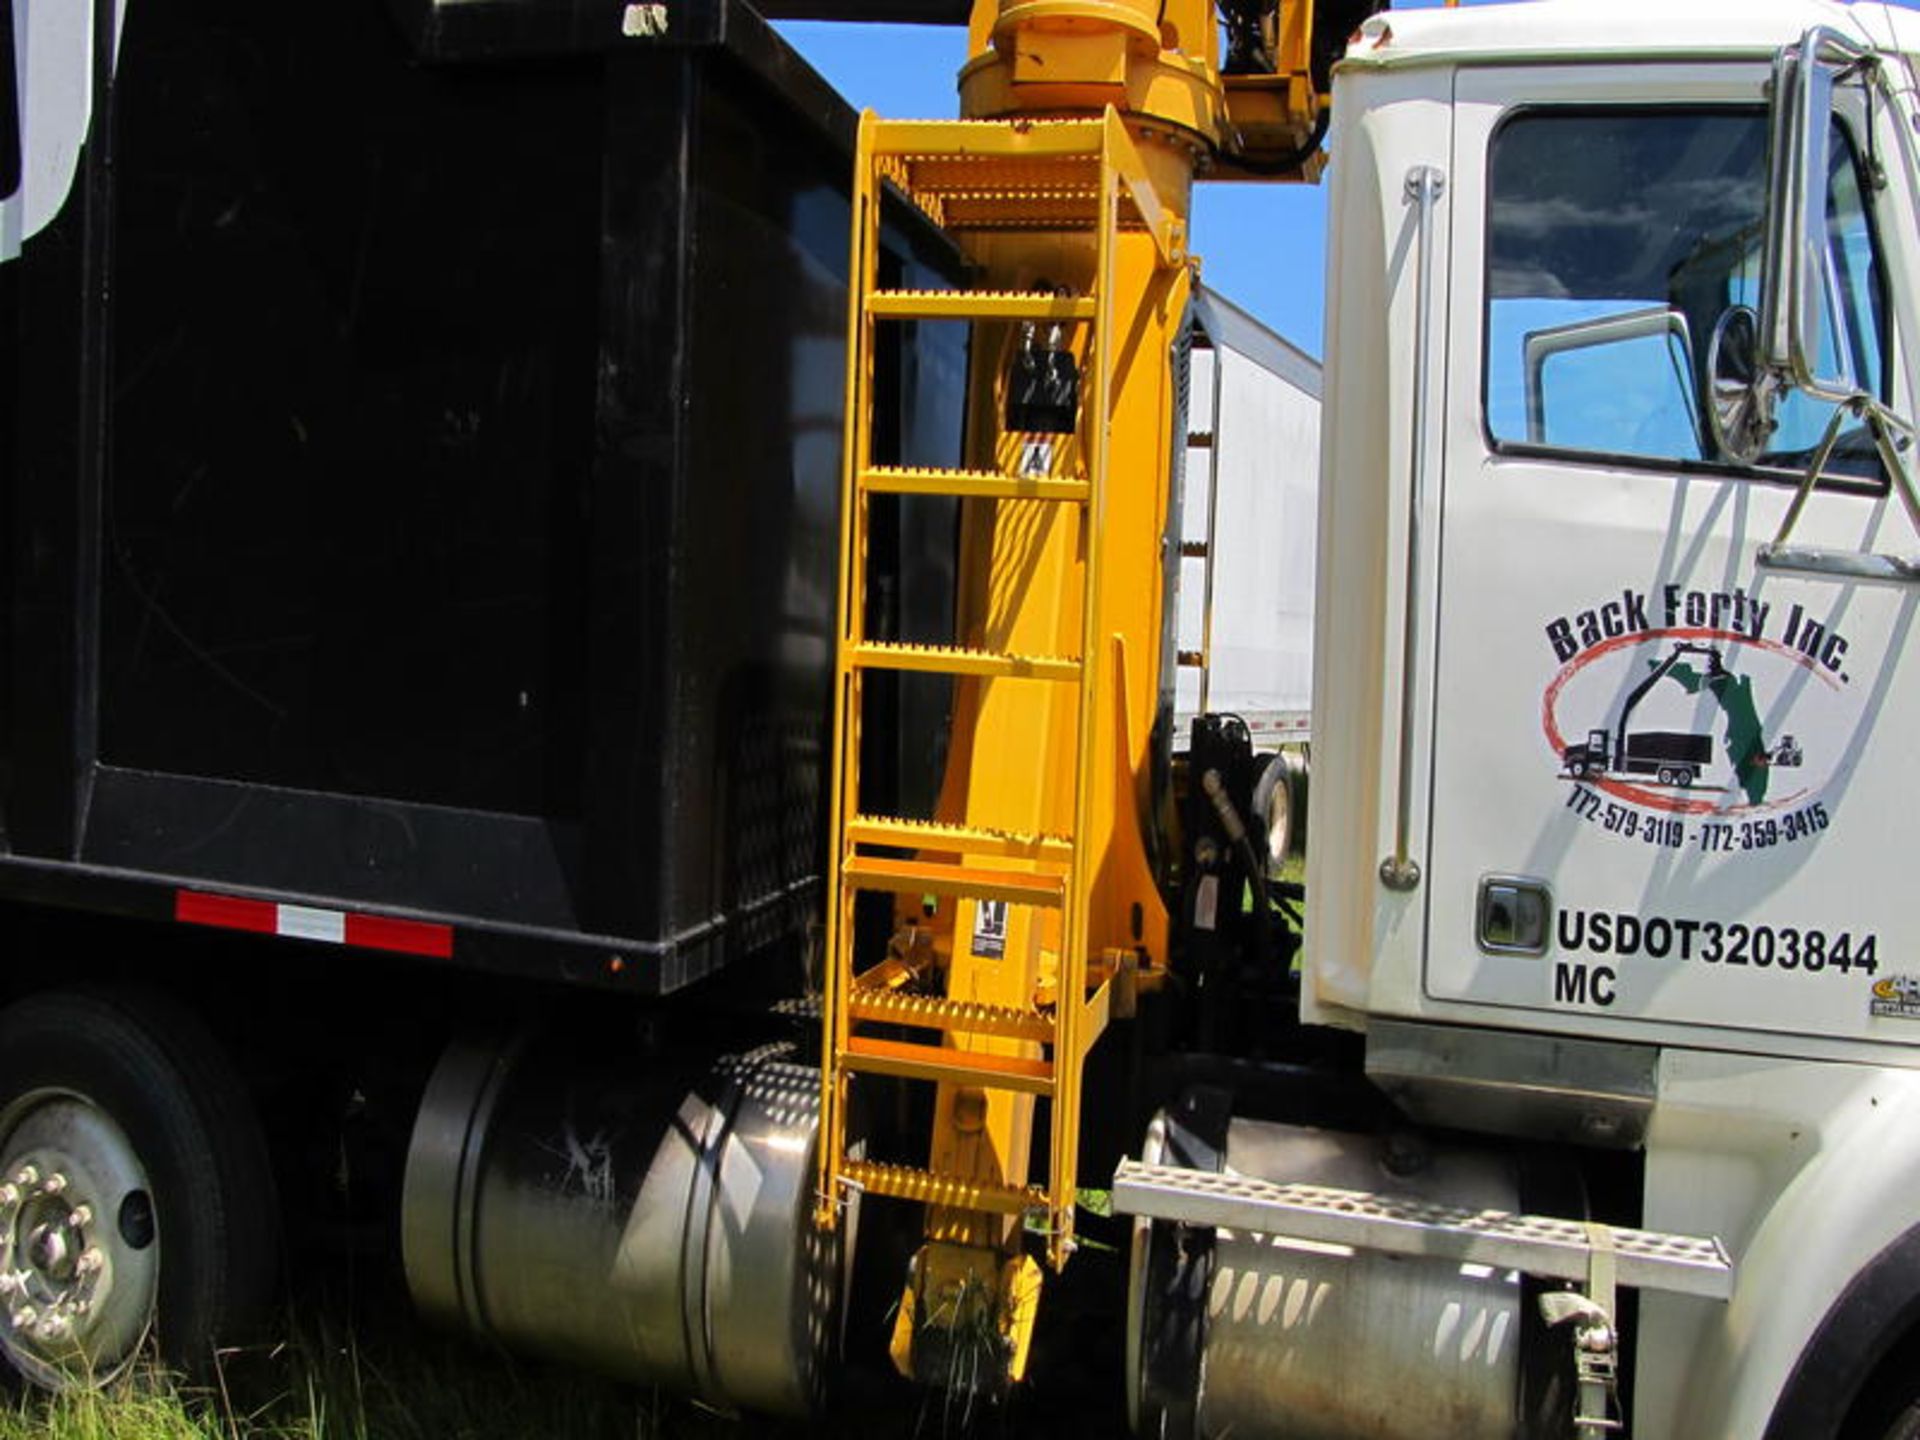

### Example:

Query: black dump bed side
xmin=1624 ymin=732 xmax=1713 ymax=765
xmin=1 ymin=0 xmax=965 ymax=992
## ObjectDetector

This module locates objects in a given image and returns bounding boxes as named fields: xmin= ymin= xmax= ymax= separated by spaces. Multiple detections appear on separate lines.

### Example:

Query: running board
xmin=1112 ymin=1159 xmax=1734 ymax=1301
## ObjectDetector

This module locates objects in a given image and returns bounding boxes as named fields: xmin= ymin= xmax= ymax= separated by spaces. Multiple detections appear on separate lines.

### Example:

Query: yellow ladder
xmin=818 ymin=110 xmax=1178 ymax=1275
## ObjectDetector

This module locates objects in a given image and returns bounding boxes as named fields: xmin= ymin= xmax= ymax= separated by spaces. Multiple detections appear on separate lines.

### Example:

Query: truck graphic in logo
xmin=1542 ymin=585 xmax=1856 ymax=846
xmin=1559 ymin=641 xmax=1801 ymax=803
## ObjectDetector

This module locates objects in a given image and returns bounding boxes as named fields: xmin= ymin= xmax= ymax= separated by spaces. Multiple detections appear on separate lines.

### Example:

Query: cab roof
xmin=1344 ymin=0 xmax=1920 ymax=69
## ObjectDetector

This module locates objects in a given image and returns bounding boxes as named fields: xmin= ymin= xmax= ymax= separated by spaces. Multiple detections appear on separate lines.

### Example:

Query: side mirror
xmin=1761 ymin=28 xmax=1869 ymax=400
xmin=1752 ymin=30 xmax=1920 ymax=582
xmin=1705 ymin=306 xmax=1772 ymax=464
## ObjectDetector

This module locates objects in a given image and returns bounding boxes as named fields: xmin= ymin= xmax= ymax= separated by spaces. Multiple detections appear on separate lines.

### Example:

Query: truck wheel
xmin=1657 ymin=767 xmax=1675 ymax=786
xmin=1842 ymin=1337 xmax=1920 ymax=1440
xmin=0 ymin=990 xmax=277 ymax=1388
xmin=1677 ymin=769 xmax=1695 ymax=788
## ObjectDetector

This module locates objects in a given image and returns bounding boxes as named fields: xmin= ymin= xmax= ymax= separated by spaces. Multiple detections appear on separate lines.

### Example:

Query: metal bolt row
xmin=0 ymin=1166 xmax=102 ymax=1346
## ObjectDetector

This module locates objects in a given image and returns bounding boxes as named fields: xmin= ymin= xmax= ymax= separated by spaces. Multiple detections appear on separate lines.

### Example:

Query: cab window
xmin=1484 ymin=108 xmax=1887 ymax=479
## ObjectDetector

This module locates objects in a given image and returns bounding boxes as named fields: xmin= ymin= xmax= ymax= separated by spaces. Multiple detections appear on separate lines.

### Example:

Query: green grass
xmin=0 ymin=1375 xmax=224 ymax=1440
xmin=0 ymin=1321 xmax=662 ymax=1440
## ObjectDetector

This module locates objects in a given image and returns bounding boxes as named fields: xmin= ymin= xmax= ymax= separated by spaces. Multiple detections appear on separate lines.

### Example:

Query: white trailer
xmin=1175 ymin=288 xmax=1321 ymax=746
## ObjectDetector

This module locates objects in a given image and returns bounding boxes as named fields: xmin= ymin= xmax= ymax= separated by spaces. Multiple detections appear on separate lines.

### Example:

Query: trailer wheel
xmin=0 ymin=991 xmax=277 ymax=1388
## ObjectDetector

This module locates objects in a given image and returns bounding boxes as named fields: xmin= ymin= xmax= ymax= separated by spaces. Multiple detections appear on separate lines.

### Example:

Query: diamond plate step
xmin=1112 ymin=1160 xmax=1734 ymax=1300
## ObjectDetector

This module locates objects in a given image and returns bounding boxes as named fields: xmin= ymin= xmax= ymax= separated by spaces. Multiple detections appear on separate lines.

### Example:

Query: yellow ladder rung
xmin=840 ymin=1036 xmax=1056 ymax=1095
xmin=850 ymin=641 xmax=1081 ymax=683
xmin=843 ymin=855 xmax=1066 ymax=909
xmin=904 ymin=175 xmax=1099 ymax=203
xmin=848 ymin=987 xmax=1056 ymax=1043
xmin=841 ymin=1158 xmax=1048 ymax=1215
xmin=869 ymin=118 xmax=1106 ymax=160
xmin=846 ymin=814 xmax=1075 ymax=862
xmin=867 ymin=289 xmax=1097 ymax=323
xmin=861 ymin=466 xmax=1090 ymax=503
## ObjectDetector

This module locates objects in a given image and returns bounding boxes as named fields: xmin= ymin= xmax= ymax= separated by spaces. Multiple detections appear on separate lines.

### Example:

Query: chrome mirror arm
xmin=1759 ymin=394 xmax=1920 ymax=582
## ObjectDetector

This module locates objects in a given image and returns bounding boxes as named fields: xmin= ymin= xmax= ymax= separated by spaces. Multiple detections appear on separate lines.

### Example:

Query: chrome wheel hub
xmin=0 ymin=1097 xmax=158 ymax=1386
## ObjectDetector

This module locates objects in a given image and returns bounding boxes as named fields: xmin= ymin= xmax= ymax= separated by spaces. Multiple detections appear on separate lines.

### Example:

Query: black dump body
xmin=1623 ymin=732 xmax=1712 ymax=767
xmin=1 ymin=0 xmax=965 ymax=992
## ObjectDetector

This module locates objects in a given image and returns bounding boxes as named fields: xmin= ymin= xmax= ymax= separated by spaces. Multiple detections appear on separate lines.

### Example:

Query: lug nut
xmin=0 ymin=1185 xmax=20 ymax=1209
xmin=11 ymin=1306 xmax=35 ymax=1330
xmin=66 ymin=1206 xmax=90 ymax=1229
xmin=75 ymin=1249 xmax=102 ymax=1276
xmin=12 ymin=1167 xmax=37 ymax=1189
xmin=40 ymin=1173 xmax=65 ymax=1196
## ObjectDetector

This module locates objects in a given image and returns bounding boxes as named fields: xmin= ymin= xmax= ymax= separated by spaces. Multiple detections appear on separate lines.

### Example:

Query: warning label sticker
xmin=971 ymin=899 xmax=1008 ymax=960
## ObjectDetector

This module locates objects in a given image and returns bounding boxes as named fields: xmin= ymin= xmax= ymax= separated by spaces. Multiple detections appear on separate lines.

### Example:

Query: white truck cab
xmin=1290 ymin=3 xmax=1920 ymax=1434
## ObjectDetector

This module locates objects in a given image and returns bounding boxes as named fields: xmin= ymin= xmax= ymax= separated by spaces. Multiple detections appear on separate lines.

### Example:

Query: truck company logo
xmin=1870 ymin=976 xmax=1920 ymax=1021
xmin=1542 ymin=585 xmax=1857 ymax=848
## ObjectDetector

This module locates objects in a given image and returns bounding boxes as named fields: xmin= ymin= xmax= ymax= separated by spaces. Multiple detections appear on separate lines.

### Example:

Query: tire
xmin=0 ymin=990 xmax=278 ymax=1387
xmin=1849 ymin=1385 xmax=1920 ymax=1440
xmin=1842 ymin=1331 xmax=1920 ymax=1440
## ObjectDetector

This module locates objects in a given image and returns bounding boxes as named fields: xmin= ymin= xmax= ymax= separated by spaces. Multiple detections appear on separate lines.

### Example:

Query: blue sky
xmin=776 ymin=0 xmax=1920 ymax=353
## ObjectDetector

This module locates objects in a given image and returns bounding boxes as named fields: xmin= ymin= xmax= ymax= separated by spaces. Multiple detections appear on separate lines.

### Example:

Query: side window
xmin=1484 ymin=108 xmax=1887 ymax=479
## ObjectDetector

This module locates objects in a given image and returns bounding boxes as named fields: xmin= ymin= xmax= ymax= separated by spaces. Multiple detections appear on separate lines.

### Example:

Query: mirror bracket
xmin=1757 ymin=396 xmax=1920 ymax=584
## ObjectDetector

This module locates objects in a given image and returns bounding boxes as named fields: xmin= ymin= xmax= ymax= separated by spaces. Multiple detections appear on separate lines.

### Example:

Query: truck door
xmin=1421 ymin=61 xmax=1920 ymax=1048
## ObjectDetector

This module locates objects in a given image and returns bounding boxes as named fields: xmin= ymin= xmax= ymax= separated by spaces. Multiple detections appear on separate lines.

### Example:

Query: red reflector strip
xmin=175 ymin=891 xmax=453 ymax=959
xmin=175 ymin=891 xmax=276 ymax=934
xmin=344 ymin=913 xmax=454 ymax=959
